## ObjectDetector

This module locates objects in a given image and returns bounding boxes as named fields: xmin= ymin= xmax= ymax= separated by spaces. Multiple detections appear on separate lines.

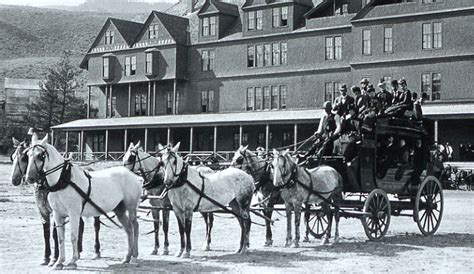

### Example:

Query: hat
xmin=323 ymin=101 xmax=332 ymax=110
xmin=367 ymin=87 xmax=376 ymax=93
xmin=360 ymin=78 xmax=370 ymax=84
xmin=351 ymin=85 xmax=361 ymax=93
xmin=377 ymin=78 xmax=386 ymax=88
xmin=368 ymin=83 xmax=374 ymax=89
xmin=398 ymin=78 xmax=407 ymax=85
xmin=339 ymin=84 xmax=347 ymax=91
xmin=391 ymin=79 xmax=399 ymax=86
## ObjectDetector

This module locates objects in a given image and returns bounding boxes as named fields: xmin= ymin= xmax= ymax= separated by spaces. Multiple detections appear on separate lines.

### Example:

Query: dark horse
xmin=10 ymin=137 xmax=101 ymax=266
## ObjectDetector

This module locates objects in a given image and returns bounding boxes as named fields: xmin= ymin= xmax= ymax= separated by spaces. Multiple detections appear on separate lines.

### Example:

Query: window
xmin=125 ymin=56 xmax=136 ymax=76
xmin=105 ymin=30 xmax=114 ymax=44
xmin=102 ymin=58 xmax=109 ymax=78
xmin=202 ymin=17 xmax=209 ymax=36
xmin=422 ymin=0 xmax=441 ymax=3
xmin=325 ymin=36 xmax=342 ymax=60
xmin=255 ymin=87 xmax=263 ymax=110
xmin=384 ymin=27 xmax=393 ymax=53
xmin=233 ymin=133 xmax=248 ymax=149
xmin=131 ymin=56 xmax=136 ymax=75
xmin=281 ymin=42 xmax=287 ymax=65
xmin=256 ymin=45 xmax=264 ymax=67
xmin=125 ymin=57 xmax=130 ymax=76
xmin=272 ymin=43 xmax=280 ymax=66
xmin=210 ymin=16 xmax=216 ymax=36
xmin=201 ymin=50 xmax=215 ymax=71
xmin=280 ymin=85 xmax=287 ymax=109
xmin=271 ymin=86 xmax=279 ymax=109
xmin=256 ymin=10 xmax=263 ymax=30
xmin=248 ymin=11 xmax=255 ymax=30
xmin=273 ymin=6 xmax=288 ymax=27
xmin=423 ymin=22 xmax=442 ymax=49
xmin=264 ymin=44 xmax=271 ymax=66
xmin=342 ymin=4 xmax=348 ymax=15
xmin=283 ymin=132 xmax=293 ymax=147
xmin=362 ymin=29 xmax=371 ymax=55
xmin=111 ymin=96 xmax=116 ymax=117
xmin=263 ymin=86 xmax=271 ymax=110
xmin=257 ymin=132 xmax=265 ymax=147
xmin=247 ymin=87 xmax=254 ymax=110
xmin=145 ymin=52 xmax=153 ymax=74
xmin=324 ymin=82 xmax=340 ymax=102
xmin=166 ymin=92 xmax=172 ymax=114
xmin=201 ymin=90 xmax=215 ymax=112
xmin=247 ymin=46 xmax=255 ymax=68
xmin=134 ymin=94 xmax=147 ymax=116
xmin=421 ymin=73 xmax=441 ymax=101
xmin=325 ymin=37 xmax=333 ymax=60
xmin=148 ymin=25 xmax=159 ymax=39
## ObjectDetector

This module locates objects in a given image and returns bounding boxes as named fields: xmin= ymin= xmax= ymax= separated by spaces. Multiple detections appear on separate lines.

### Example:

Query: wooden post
xmin=50 ymin=130 xmax=54 ymax=147
xmin=265 ymin=124 xmax=270 ymax=153
xmin=239 ymin=125 xmax=243 ymax=146
xmin=65 ymin=131 xmax=69 ymax=154
xmin=128 ymin=83 xmax=132 ymax=117
xmin=167 ymin=127 xmax=171 ymax=146
xmin=434 ymin=120 xmax=439 ymax=143
xmin=124 ymin=129 xmax=128 ymax=152
xmin=109 ymin=84 xmax=113 ymax=117
xmin=173 ymin=79 xmax=177 ymax=115
xmin=87 ymin=86 xmax=91 ymax=119
xmin=105 ymin=85 xmax=108 ymax=118
xmin=147 ymin=81 xmax=151 ymax=116
xmin=294 ymin=123 xmax=298 ymax=152
xmin=144 ymin=128 xmax=148 ymax=152
xmin=189 ymin=127 xmax=194 ymax=153
xmin=80 ymin=130 xmax=84 ymax=161
xmin=213 ymin=126 xmax=217 ymax=153
xmin=105 ymin=129 xmax=109 ymax=160
xmin=153 ymin=81 xmax=156 ymax=116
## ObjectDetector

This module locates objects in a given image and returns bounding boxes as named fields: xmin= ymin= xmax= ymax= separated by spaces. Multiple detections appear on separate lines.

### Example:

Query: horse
xmin=24 ymin=135 xmax=142 ymax=270
xmin=159 ymin=142 xmax=254 ymax=257
xmin=9 ymin=137 xmax=102 ymax=266
xmin=271 ymin=149 xmax=343 ymax=246
xmin=122 ymin=142 xmax=215 ymax=254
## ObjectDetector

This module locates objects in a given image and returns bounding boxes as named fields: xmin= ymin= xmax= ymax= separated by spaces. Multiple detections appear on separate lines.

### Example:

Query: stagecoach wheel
xmin=415 ymin=176 xmax=444 ymax=236
xmin=306 ymin=208 xmax=329 ymax=239
xmin=361 ymin=189 xmax=391 ymax=241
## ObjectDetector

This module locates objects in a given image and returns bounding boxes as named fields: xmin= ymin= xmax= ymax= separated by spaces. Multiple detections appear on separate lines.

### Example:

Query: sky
xmin=0 ymin=0 xmax=177 ymax=7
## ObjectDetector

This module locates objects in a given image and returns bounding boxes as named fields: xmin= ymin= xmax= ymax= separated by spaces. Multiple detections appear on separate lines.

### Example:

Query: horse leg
xmin=77 ymin=217 xmax=84 ymax=259
xmin=333 ymin=194 xmax=342 ymax=244
xmin=174 ymin=212 xmax=185 ymax=258
xmin=52 ymin=213 xmax=66 ymax=270
xmin=201 ymin=213 xmax=211 ymax=251
xmin=293 ymin=205 xmax=302 ymax=248
xmin=320 ymin=203 xmax=333 ymax=245
xmin=284 ymin=203 xmax=293 ymax=247
xmin=208 ymin=213 xmax=214 ymax=250
xmin=162 ymin=209 xmax=170 ymax=255
xmin=181 ymin=211 xmax=193 ymax=258
xmin=128 ymin=207 xmax=139 ymax=264
xmin=151 ymin=209 xmax=161 ymax=255
xmin=229 ymin=199 xmax=245 ymax=253
xmin=263 ymin=204 xmax=273 ymax=247
xmin=49 ymin=224 xmax=59 ymax=267
xmin=93 ymin=217 xmax=101 ymax=258
xmin=114 ymin=204 xmax=133 ymax=264
xmin=41 ymin=222 xmax=51 ymax=265
xmin=303 ymin=203 xmax=311 ymax=242
xmin=64 ymin=215 xmax=81 ymax=270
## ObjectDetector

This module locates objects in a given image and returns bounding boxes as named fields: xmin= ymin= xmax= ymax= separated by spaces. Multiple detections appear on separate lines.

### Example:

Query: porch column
xmin=294 ymin=123 xmax=298 ymax=152
xmin=167 ymin=127 xmax=171 ymax=146
xmin=105 ymin=85 xmax=108 ymax=118
xmin=105 ymin=129 xmax=109 ymax=160
xmin=80 ymin=130 xmax=84 ymax=161
xmin=265 ymin=124 xmax=270 ymax=153
xmin=434 ymin=120 xmax=439 ymax=143
xmin=147 ymin=81 xmax=151 ymax=116
xmin=123 ymin=129 xmax=128 ymax=152
xmin=50 ymin=130 xmax=54 ymax=147
xmin=128 ymin=83 xmax=132 ymax=117
xmin=87 ymin=86 xmax=91 ymax=119
xmin=173 ymin=79 xmax=177 ymax=115
xmin=189 ymin=127 xmax=194 ymax=153
xmin=65 ymin=131 xmax=69 ymax=154
xmin=213 ymin=126 xmax=217 ymax=153
xmin=153 ymin=81 xmax=156 ymax=116
xmin=109 ymin=84 xmax=113 ymax=117
xmin=239 ymin=125 xmax=243 ymax=146
xmin=144 ymin=128 xmax=148 ymax=152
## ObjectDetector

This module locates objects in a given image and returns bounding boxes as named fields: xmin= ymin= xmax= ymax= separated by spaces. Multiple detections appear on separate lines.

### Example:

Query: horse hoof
xmin=121 ymin=257 xmax=131 ymax=264
xmin=161 ymin=248 xmax=170 ymax=256
xmin=64 ymin=262 xmax=77 ymax=270
xmin=53 ymin=263 xmax=64 ymax=270
xmin=263 ymin=240 xmax=273 ymax=247
xmin=175 ymin=250 xmax=183 ymax=258
xmin=320 ymin=238 xmax=330 ymax=246
xmin=284 ymin=242 xmax=291 ymax=247
xmin=292 ymin=242 xmax=300 ymax=248
xmin=48 ymin=259 xmax=57 ymax=267
xmin=129 ymin=256 xmax=139 ymax=265
xmin=302 ymin=236 xmax=310 ymax=243
xmin=95 ymin=252 xmax=101 ymax=259
xmin=180 ymin=252 xmax=190 ymax=259
xmin=40 ymin=258 xmax=50 ymax=266
xmin=239 ymin=248 xmax=249 ymax=254
xmin=150 ymin=250 xmax=158 ymax=255
xmin=202 ymin=245 xmax=211 ymax=251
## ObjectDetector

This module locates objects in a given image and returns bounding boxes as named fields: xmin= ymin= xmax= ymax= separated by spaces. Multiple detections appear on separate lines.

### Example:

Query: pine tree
xmin=27 ymin=50 xmax=87 ymax=133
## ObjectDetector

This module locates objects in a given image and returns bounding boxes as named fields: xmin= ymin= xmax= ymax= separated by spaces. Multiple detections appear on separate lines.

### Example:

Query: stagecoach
xmin=305 ymin=117 xmax=444 ymax=240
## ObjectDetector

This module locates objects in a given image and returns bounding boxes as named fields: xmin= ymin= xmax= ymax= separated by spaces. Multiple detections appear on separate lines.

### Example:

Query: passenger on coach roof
xmin=385 ymin=79 xmax=413 ymax=118
xmin=352 ymin=85 xmax=367 ymax=120
xmin=360 ymin=87 xmax=380 ymax=135
xmin=376 ymin=79 xmax=393 ymax=114
xmin=334 ymin=104 xmax=360 ymax=162
xmin=332 ymin=84 xmax=355 ymax=117
xmin=360 ymin=78 xmax=370 ymax=96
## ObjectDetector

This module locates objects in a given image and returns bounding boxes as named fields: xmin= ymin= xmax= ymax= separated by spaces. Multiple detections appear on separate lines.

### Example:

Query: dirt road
xmin=0 ymin=163 xmax=473 ymax=273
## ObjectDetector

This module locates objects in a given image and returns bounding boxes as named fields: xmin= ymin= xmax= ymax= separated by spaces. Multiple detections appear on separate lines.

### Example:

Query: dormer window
xmin=102 ymin=54 xmax=114 ymax=80
xmin=148 ymin=24 xmax=159 ymax=39
xmin=201 ymin=16 xmax=216 ymax=37
xmin=105 ymin=30 xmax=114 ymax=44
xmin=272 ymin=7 xmax=288 ymax=28
xmin=335 ymin=4 xmax=349 ymax=16
xmin=145 ymin=49 xmax=159 ymax=76
xmin=248 ymin=10 xmax=263 ymax=31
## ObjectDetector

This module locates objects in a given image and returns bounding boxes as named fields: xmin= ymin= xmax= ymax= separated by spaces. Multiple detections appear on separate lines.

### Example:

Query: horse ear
xmin=273 ymin=149 xmax=279 ymax=156
xmin=12 ymin=137 xmax=20 ymax=147
xmin=134 ymin=141 xmax=141 ymax=150
xmin=158 ymin=143 xmax=164 ymax=151
xmin=243 ymin=145 xmax=249 ymax=151
xmin=284 ymin=148 xmax=290 ymax=155
xmin=172 ymin=142 xmax=181 ymax=152
xmin=40 ymin=135 xmax=48 ymax=146
xmin=128 ymin=142 xmax=134 ymax=150
xmin=31 ymin=132 xmax=38 ymax=143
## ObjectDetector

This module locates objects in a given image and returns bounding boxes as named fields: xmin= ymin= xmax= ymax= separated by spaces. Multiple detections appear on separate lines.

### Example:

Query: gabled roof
xmin=152 ymin=11 xmax=189 ymax=44
xmin=198 ymin=0 xmax=239 ymax=17
xmin=304 ymin=0 xmax=332 ymax=19
xmin=352 ymin=0 xmax=380 ymax=21
xmin=109 ymin=18 xmax=144 ymax=46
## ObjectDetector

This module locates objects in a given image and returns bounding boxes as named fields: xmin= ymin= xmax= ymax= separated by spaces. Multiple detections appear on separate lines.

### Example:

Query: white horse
xmin=272 ymin=149 xmax=343 ymax=246
xmin=24 ymin=135 xmax=142 ymax=270
xmin=123 ymin=142 xmax=216 ymax=254
xmin=160 ymin=142 xmax=255 ymax=257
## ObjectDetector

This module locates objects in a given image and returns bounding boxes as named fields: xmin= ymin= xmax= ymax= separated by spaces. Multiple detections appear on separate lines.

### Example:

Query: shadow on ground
xmin=311 ymin=240 xmax=422 ymax=257
xmin=383 ymin=233 xmax=474 ymax=248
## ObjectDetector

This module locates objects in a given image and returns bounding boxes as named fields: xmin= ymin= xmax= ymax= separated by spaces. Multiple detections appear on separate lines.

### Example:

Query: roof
xmin=109 ymin=18 xmax=144 ymax=46
xmin=352 ymin=0 xmax=379 ymax=21
xmin=423 ymin=103 xmax=474 ymax=119
xmin=304 ymin=0 xmax=331 ymax=18
xmin=198 ymin=0 xmax=240 ymax=17
xmin=152 ymin=11 xmax=189 ymax=44
xmin=4 ymin=78 xmax=42 ymax=90
xmin=52 ymin=109 xmax=324 ymax=130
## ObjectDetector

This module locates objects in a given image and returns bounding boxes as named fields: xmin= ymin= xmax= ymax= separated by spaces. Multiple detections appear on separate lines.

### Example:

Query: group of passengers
xmin=298 ymin=77 xmax=426 ymax=164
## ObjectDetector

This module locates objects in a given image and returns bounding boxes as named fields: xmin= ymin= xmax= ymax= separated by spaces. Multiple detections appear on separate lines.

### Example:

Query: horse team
xmin=9 ymin=132 xmax=342 ymax=269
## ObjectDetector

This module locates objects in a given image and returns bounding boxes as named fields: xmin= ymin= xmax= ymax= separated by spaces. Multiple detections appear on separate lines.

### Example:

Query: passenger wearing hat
xmin=352 ymin=85 xmax=368 ymax=119
xmin=298 ymin=101 xmax=341 ymax=163
xmin=385 ymin=78 xmax=413 ymax=117
xmin=360 ymin=87 xmax=380 ymax=135
xmin=390 ymin=79 xmax=400 ymax=105
xmin=332 ymin=84 xmax=355 ymax=117
xmin=334 ymin=104 xmax=360 ymax=161
xmin=376 ymin=78 xmax=393 ymax=113
xmin=360 ymin=78 xmax=370 ymax=95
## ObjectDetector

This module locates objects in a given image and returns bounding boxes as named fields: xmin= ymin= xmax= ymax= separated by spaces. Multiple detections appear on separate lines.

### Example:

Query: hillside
xmin=0 ymin=5 xmax=149 ymax=79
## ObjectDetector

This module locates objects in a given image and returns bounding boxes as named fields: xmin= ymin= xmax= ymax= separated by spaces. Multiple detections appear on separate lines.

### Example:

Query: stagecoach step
xmin=340 ymin=210 xmax=371 ymax=219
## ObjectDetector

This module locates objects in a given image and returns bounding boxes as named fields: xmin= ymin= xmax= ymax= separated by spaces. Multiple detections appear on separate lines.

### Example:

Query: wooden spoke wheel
xmin=306 ymin=207 xmax=329 ymax=239
xmin=415 ymin=176 xmax=444 ymax=236
xmin=361 ymin=189 xmax=391 ymax=241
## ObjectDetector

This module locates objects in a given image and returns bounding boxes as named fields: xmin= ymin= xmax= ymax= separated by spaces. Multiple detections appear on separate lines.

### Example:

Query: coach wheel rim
xmin=361 ymin=189 xmax=391 ymax=241
xmin=415 ymin=176 xmax=443 ymax=236
xmin=306 ymin=208 xmax=329 ymax=239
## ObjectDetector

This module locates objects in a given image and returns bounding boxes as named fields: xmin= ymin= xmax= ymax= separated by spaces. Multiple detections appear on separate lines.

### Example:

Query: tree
xmin=27 ymin=50 xmax=87 ymax=133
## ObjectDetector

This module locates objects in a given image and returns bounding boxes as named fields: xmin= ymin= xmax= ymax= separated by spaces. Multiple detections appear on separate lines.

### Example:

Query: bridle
xmin=10 ymin=143 xmax=28 ymax=181
xmin=273 ymin=154 xmax=297 ymax=189
xmin=233 ymin=150 xmax=270 ymax=180
xmin=26 ymin=144 xmax=67 ymax=188
xmin=161 ymin=150 xmax=187 ymax=189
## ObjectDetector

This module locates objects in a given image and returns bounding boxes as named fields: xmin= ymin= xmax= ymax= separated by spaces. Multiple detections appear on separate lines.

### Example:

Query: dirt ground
xmin=0 ymin=162 xmax=473 ymax=273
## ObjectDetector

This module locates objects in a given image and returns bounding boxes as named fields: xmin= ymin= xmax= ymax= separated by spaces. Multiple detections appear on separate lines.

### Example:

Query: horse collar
xmin=173 ymin=163 xmax=188 ymax=189
xmin=46 ymin=161 xmax=72 ymax=192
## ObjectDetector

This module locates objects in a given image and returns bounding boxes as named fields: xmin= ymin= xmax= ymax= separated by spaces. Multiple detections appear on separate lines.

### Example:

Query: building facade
xmin=53 ymin=0 xmax=474 ymax=161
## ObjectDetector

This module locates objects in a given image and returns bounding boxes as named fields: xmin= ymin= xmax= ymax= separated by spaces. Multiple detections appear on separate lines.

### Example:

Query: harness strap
xmin=194 ymin=172 xmax=206 ymax=212
xmin=81 ymin=170 xmax=92 ymax=213
xmin=47 ymin=161 xmax=71 ymax=192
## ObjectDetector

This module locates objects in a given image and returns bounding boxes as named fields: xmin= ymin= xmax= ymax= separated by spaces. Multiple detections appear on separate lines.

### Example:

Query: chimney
xmin=187 ymin=0 xmax=198 ymax=14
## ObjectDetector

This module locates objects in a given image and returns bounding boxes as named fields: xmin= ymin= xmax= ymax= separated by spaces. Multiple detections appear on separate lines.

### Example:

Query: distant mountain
xmin=42 ymin=0 xmax=174 ymax=13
